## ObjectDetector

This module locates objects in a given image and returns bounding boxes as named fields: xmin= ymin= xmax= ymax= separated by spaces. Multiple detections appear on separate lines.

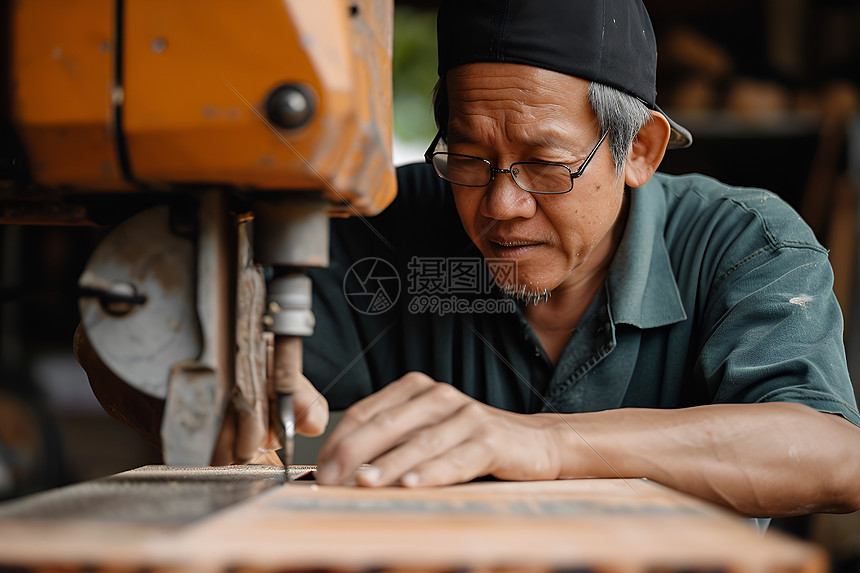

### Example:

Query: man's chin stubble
xmin=500 ymin=284 xmax=552 ymax=306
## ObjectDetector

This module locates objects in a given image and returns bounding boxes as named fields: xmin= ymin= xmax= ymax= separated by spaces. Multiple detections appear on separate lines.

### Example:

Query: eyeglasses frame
xmin=423 ymin=130 xmax=608 ymax=195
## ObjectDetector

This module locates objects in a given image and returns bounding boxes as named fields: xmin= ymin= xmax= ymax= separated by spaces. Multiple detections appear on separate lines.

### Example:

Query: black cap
xmin=437 ymin=0 xmax=692 ymax=149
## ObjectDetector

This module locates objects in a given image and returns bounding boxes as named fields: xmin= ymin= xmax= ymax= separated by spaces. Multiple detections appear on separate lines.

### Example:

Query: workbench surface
xmin=0 ymin=465 xmax=826 ymax=572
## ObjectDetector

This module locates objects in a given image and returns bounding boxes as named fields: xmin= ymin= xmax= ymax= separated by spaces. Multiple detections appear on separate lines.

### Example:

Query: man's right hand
xmin=212 ymin=369 xmax=329 ymax=466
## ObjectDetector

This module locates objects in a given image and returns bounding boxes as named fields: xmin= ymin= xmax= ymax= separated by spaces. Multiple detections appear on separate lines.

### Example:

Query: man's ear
xmin=624 ymin=111 xmax=671 ymax=188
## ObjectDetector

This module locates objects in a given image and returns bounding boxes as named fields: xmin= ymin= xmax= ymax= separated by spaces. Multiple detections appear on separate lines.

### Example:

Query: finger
xmin=322 ymin=372 xmax=436 ymax=447
xmin=399 ymin=439 xmax=495 ymax=488
xmin=355 ymin=401 xmax=481 ymax=487
xmin=293 ymin=372 xmax=329 ymax=437
xmin=316 ymin=380 xmax=467 ymax=485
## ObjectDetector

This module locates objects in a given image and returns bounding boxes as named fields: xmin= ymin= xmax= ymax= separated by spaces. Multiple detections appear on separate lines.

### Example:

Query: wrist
xmin=545 ymin=412 xmax=622 ymax=480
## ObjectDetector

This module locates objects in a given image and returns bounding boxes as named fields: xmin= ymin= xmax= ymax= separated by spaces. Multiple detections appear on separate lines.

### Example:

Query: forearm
xmin=548 ymin=402 xmax=860 ymax=517
xmin=312 ymin=374 xmax=859 ymax=516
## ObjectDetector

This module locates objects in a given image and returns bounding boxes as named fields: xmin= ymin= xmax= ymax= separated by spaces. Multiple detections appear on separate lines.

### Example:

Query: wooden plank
xmin=0 ymin=466 xmax=827 ymax=572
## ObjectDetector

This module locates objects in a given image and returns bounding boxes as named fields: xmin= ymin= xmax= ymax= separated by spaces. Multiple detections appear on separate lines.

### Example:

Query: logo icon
xmin=343 ymin=257 xmax=401 ymax=315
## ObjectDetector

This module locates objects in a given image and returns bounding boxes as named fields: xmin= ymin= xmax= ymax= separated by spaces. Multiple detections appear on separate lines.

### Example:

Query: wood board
xmin=0 ymin=465 xmax=827 ymax=572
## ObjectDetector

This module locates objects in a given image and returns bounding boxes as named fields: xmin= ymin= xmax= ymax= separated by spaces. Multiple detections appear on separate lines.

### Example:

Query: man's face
xmin=446 ymin=63 xmax=629 ymax=300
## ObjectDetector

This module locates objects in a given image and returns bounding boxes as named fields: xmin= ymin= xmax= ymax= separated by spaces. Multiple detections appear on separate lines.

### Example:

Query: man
xmin=79 ymin=0 xmax=860 ymax=519
xmin=296 ymin=0 xmax=860 ymax=519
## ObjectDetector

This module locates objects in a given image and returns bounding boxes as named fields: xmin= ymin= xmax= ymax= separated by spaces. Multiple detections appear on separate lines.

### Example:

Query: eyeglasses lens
xmin=432 ymin=154 xmax=490 ymax=187
xmin=511 ymin=163 xmax=572 ymax=193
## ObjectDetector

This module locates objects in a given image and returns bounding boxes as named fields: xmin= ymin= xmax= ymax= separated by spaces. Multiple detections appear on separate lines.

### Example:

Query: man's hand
xmin=213 ymin=370 xmax=329 ymax=466
xmin=314 ymin=372 xmax=563 ymax=487
xmin=313 ymin=370 xmax=860 ymax=517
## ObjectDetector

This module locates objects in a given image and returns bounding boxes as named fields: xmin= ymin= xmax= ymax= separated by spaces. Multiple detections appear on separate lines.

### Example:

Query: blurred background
xmin=1 ymin=1 xmax=859 ymax=570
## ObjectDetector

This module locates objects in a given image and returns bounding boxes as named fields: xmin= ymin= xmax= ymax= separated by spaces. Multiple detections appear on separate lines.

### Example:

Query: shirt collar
xmin=606 ymin=178 xmax=687 ymax=329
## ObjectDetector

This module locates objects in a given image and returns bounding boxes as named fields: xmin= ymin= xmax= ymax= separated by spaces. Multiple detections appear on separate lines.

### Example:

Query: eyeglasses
xmin=424 ymin=130 xmax=608 ymax=195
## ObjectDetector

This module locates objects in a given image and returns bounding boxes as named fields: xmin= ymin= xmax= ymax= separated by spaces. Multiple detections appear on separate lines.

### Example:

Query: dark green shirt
xmin=304 ymin=163 xmax=860 ymax=427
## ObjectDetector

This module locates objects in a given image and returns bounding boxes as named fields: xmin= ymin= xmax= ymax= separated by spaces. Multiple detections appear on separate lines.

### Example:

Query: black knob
xmin=266 ymin=84 xmax=316 ymax=130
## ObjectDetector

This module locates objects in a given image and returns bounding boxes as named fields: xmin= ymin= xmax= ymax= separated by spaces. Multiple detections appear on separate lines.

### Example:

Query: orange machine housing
xmin=6 ymin=0 xmax=396 ymax=216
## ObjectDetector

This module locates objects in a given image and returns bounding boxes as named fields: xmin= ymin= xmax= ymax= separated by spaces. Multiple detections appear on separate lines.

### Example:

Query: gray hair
xmin=432 ymin=77 xmax=652 ymax=177
xmin=587 ymin=82 xmax=652 ymax=176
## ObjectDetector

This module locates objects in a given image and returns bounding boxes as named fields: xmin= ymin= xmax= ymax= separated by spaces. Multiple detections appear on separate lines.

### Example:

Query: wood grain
xmin=0 ymin=466 xmax=827 ymax=572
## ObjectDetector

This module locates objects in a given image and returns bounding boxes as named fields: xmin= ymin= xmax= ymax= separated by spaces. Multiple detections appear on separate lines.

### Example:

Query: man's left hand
xmin=314 ymin=372 xmax=562 ymax=487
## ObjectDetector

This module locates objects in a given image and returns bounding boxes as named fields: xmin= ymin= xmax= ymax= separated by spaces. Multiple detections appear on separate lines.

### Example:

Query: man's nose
xmin=479 ymin=171 xmax=537 ymax=221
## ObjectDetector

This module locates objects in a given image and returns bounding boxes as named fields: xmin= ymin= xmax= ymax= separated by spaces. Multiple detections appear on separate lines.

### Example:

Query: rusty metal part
xmin=253 ymin=197 xmax=330 ymax=268
xmin=233 ymin=222 xmax=270 ymax=464
xmin=8 ymin=0 xmax=128 ymax=189
xmin=272 ymin=336 xmax=304 ymax=396
xmin=264 ymin=273 xmax=315 ymax=474
xmin=271 ymin=335 xmax=304 ymax=470
xmin=78 ymin=282 xmax=147 ymax=317
xmin=264 ymin=331 xmax=275 ymax=378
xmin=8 ymin=0 xmax=397 ymax=473
xmin=161 ymin=192 xmax=234 ymax=467
xmin=121 ymin=0 xmax=396 ymax=208
xmin=6 ymin=0 xmax=396 ymax=220
xmin=255 ymin=196 xmax=328 ymax=474
xmin=78 ymin=205 xmax=200 ymax=400
xmin=0 ymin=196 xmax=93 ymax=226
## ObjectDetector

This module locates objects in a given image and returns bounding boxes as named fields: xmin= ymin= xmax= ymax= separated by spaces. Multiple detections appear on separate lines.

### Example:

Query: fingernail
xmin=356 ymin=465 xmax=381 ymax=486
xmin=314 ymin=462 xmax=339 ymax=484
xmin=401 ymin=472 xmax=420 ymax=487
